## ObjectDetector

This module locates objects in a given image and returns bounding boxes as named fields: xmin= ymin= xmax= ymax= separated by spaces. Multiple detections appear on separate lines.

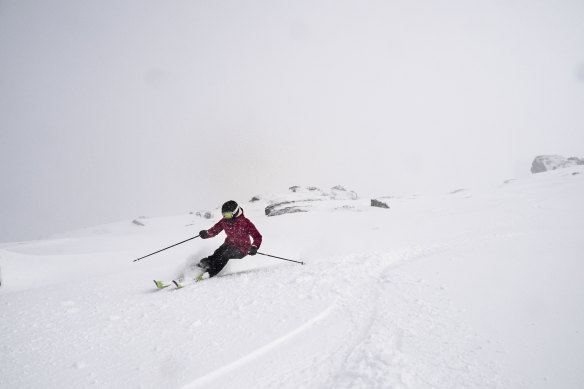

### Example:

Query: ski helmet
xmin=221 ymin=200 xmax=241 ymax=219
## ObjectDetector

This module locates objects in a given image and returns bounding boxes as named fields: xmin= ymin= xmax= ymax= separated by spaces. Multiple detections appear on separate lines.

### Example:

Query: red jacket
xmin=206 ymin=211 xmax=262 ymax=254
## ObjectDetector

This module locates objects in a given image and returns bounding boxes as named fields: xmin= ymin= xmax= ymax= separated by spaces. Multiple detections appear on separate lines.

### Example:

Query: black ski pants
xmin=199 ymin=243 xmax=245 ymax=277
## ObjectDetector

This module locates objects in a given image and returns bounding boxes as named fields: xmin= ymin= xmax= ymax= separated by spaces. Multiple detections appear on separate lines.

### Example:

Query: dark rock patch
xmin=371 ymin=199 xmax=390 ymax=209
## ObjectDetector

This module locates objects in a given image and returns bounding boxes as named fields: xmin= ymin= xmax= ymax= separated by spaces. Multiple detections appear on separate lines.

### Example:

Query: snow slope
xmin=1 ymin=168 xmax=583 ymax=389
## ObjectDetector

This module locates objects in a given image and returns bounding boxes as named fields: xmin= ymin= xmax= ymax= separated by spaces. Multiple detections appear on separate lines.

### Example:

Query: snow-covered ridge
xmin=1 ymin=168 xmax=583 ymax=389
xmin=531 ymin=154 xmax=584 ymax=173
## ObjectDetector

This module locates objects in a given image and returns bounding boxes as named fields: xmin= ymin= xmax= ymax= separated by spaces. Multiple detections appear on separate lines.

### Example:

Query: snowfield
xmin=1 ymin=168 xmax=583 ymax=389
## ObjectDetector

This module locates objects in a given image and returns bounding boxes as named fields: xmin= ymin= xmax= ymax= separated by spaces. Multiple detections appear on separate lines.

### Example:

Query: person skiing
xmin=194 ymin=200 xmax=262 ymax=280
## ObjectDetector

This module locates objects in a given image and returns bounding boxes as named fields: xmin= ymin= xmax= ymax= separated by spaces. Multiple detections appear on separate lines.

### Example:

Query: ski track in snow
xmin=178 ymin=243 xmax=503 ymax=389
xmin=1 ymin=168 xmax=583 ymax=388
xmin=180 ymin=304 xmax=337 ymax=389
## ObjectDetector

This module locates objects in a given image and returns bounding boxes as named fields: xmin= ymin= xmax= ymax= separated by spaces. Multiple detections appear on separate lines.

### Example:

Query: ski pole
xmin=133 ymin=235 xmax=199 ymax=262
xmin=257 ymin=252 xmax=304 ymax=265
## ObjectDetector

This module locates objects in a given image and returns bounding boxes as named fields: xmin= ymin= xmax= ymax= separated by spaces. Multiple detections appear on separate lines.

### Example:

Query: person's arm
xmin=200 ymin=220 xmax=224 ymax=239
xmin=247 ymin=220 xmax=262 ymax=255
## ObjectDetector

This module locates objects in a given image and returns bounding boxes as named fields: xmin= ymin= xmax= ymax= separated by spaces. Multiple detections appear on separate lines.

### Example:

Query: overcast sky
xmin=1 ymin=0 xmax=583 ymax=242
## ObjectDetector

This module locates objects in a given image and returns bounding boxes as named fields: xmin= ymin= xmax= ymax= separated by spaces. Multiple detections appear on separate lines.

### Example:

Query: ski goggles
xmin=222 ymin=205 xmax=240 ymax=219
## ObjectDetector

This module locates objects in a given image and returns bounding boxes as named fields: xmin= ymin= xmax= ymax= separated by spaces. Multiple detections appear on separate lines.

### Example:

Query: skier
xmin=194 ymin=200 xmax=262 ymax=280
xmin=153 ymin=200 xmax=263 ymax=289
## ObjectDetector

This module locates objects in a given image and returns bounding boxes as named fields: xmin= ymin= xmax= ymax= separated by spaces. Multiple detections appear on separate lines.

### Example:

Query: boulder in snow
xmin=288 ymin=186 xmax=326 ymax=195
xmin=265 ymin=185 xmax=360 ymax=216
xmin=330 ymin=185 xmax=359 ymax=200
xmin=371 ymin=199 xmax=390 ymax=209
xmin=194 ymin=211 xmax=214 ymax=219
xmin=132 ymin=219 xmax=145 ymax=226
xmin=531 ymin=155 xmax=584 ymax=173
xmin=265 ymin=200 xmax=319 ymax=216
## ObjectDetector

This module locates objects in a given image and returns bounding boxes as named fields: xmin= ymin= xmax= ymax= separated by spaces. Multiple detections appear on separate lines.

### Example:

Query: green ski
xmin=172 ymin=272 xmax=209 ymax=289
xmin=153 ymin=279 xmax=172 ymax=289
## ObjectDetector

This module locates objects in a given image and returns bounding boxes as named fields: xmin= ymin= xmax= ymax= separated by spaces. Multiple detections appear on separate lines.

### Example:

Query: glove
xmin=199 ymin=230 xmax=208 ymax=239
xmin=248 ymin=245 xmax=258 ymax=256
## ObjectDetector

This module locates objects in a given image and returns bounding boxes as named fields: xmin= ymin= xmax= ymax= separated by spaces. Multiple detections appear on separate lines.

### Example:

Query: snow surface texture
xmin=1 ymin=168 xmax=584 ymax=389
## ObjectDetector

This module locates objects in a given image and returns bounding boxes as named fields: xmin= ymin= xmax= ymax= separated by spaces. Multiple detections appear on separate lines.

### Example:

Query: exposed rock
xmin=265 ymin=200 xmax=321 ymax=217
xmin=330 ymin=186 xmax=359 ymax=200
xmin=371 ymin=199 xmax=390 ymax=209
xmin=265 ymin=206 xmax=309 ymax=217
xmin=531 ymin=155 xmax=584 ymax=173
xmin=265 ymin=186 xmax=360 ymax=216
xmin=132 ymin=219 xmax=145 ymax=226
xmin=289 ymin=186 xmax=326 ymax=195
xmin=249 ymin=196 xmax=261 ymax=202
xmin=194 ymin=211 xmax=214 ymax=219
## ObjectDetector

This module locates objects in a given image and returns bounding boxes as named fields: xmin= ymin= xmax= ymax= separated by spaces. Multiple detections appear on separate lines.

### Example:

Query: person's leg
xmin=199 ymin=244 xmax=245 ymax=277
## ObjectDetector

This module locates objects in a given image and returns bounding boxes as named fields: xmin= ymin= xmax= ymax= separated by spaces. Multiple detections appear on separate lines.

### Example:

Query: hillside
xmin=1 ymin=167 xmax=583 ymax=389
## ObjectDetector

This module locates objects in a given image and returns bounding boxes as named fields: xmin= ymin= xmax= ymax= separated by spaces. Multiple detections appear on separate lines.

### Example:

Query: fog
xmin=1 ymin=0 xmax=583 ymax=242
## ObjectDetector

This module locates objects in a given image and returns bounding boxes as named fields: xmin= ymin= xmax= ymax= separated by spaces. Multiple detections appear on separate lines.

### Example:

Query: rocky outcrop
xmin=265 ymin=199 xmax=321 ymax=216
xmin=264 ymin=185 xmax=359 ymax=217
xmin=263 ymin=186 xmax=394 ymax=216
xmin=190 ymin=211 xmax=214 ymax=219
xmin=330 ymin=185 xmax=359 ymax=200
xmin=371 ymin=199 xmax=390 ymax=209
xmin=132 ymin=216 xmax=148 ymax=226
xmin=531 ymin=155 xmax=584 ymax=173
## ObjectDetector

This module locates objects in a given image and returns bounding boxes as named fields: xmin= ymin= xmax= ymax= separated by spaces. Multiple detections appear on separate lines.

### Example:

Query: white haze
xmin=1 ymin=0 xmax=583 ymax=242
